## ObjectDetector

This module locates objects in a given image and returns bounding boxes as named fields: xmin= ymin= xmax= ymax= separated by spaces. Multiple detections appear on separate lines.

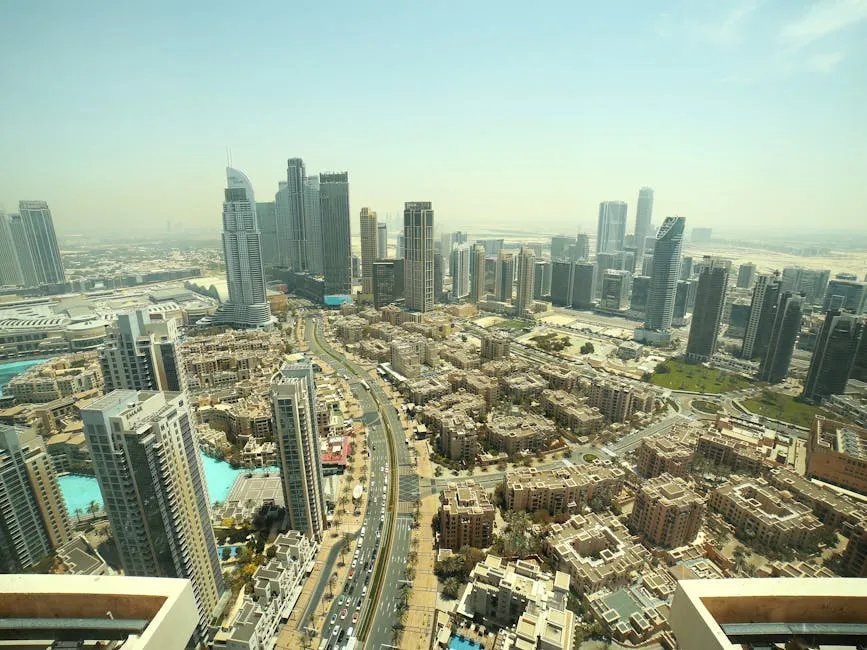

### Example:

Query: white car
xmin=351 ymin=559 xmax=357 ymax=568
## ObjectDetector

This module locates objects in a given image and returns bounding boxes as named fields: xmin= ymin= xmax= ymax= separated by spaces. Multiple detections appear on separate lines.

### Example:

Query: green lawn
xmin=692 ymin=399 xmax=722 ymax=414
xmin=497 ymin=319 xmax=528 ymax=330
xmin=649 ymin=359 xmax=750 ymax=393
xmin=742 ymin=390 xmax=830 ymax=428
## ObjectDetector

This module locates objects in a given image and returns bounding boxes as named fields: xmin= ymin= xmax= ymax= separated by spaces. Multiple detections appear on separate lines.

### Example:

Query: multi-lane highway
xmin=304 ymin=317 xmax=418 ymax=650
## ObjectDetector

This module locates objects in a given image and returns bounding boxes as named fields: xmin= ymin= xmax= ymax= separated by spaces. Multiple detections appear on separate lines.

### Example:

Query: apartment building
xmin=505 ymin=463 xmax=625 ymax=516
xmin=540 ymin=389 xmax=605 ymax=434
xmin=480 ymin=334 xmax=511 ymax=361
xmin=501 ymin=372 xmax=548 ymax=402
xmin=485 ymin=414 xmax=557 ymax=456
xmin=709 ymin=476 xmax=826 ymax=551
xmin=629 ymin=474 xmax=704 ymax=548
xmin=438 ymin=480 xmax=496 ymax=550
xmin=403 ymin=376 xmax=451 ymax=405
xmin=447 ymin=370 xmax=499 ymax=408
xmin=581 ymin=377 xmax=655 ymax=422
xmin=547 ymin=512 xmax=647 ymax=593
xmin=6 ymin=357 xmax=102 ymax=404
xmin=806 ymin=416 xmax=867 ymax=496
xmin=636 ymin=427 xmax=696 ymax=478
xmin=767 ymin=467 xmax=867 ymax=532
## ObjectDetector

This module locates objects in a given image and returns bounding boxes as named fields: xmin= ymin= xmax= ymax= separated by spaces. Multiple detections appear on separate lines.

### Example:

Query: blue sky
xmin=1 ymin=0 xmax=865 ymax=236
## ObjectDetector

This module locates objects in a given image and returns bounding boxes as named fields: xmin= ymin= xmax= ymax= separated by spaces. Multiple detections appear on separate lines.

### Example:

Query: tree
xmin=88 ymin=501 xmax=99 ymax=515
xmin=221 ymin=547 xmax=232 ymax=561
xmin=442 ymin=577 xmax=462 ymax=599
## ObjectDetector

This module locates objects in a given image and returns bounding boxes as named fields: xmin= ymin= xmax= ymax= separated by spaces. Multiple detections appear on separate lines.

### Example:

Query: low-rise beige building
xmin=581 ymin=377 xmax=655 ymax=422
xmin=419 ymin=392 xmax=487 ymax=462
xmin=540 ymin=389 xmax=605 ymax=434
xmin=806 ymin=416 xmax=867 ymax=497
xmin=709 ymin=476 xmax=826 ymax=551
xmin=547 ymin=512 xmax=647 ymax=593
xmin=456 ymin=555 xmax=574 ymax=650
xmin=501 ymin=372 xmax=548 ymax=402
xmin=447 ymin=370 xmax=499 ymax=408
xmin=505 ymin=462 xmax=625 ymax=516
xmin=438 ymin=480 xmax=496 ymax=550
xmin=629 ymin=474 xmax=704 ymax=548
xmin=480 ymin=334 xmax=511 ymax=361
xmin=767 ymin=467 xmax=867 ymax=532
xmin=636 ymin=426 xmax=696 ymax=478
xmin=485 ymin=413 xmax=557 ymax=456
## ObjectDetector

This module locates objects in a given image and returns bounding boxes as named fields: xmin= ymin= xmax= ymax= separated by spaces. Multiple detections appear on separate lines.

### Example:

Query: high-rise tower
xmin=213 ymin=168 xmax=272 ymax=328
xmin=18 ymin=201 xmax=65 ymax=285
xmin=469 ymin=245 xmax=486 ymax=303
xmin=802 ymin=311 xmax=863 ymax=402
xmin=596 ymin=201 xmax=628 ymax=254
xmin=276 ymin=158 xmax=307 ymax=270
xmin=644 ymin=216 xmax=686 ymax=333
xmin=758 ymin=292 xmax=803 ymax=383
xmin=634 ymin=188 xmax=654 ymax=260
xmin=99 ymin=309 xmax=186 ymax=393
xmin=686 ymin=257 xmax=731 ymax=361
xmin=376 ymin=222 xmax=388 ymax=259
xmin=359 ymin=207 xmax=378 ymax=295
xmin=0 ymin=211 xmax=24 ymax=287
xmin=403 ymin=202 xmax=434 ymax=312
xmin=270 ymin=362 xmax=327 ymax=541
xmin=82 ymin=391 xmax=225 ymax=638
xmin=515 ymin=247 xmax=536 ymax=315
xmin=320 ymin=173 xmax=351 ymax=296
xmin=742 ymin=272 xmax=782 ymax=360
xmin=0 ymin=425 xmax=72 ymax=572
xmin=450 ymin=244 xmax=471 ymax=300
xmin=495 ymin=251 xmax=515 ymax=303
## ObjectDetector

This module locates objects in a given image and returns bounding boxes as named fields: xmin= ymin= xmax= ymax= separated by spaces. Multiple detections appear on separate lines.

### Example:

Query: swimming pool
xmin=0 ymin=358 xmax=49 ymax=395
xmin=449 ymin=636 xmax=483 ymax=650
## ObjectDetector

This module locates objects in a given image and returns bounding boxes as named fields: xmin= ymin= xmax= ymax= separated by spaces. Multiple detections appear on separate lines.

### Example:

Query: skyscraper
xmin=686 ymin=257 xmax=731 ymax=362
xmin=515 ymin=247 xmax=536 ymax=315
xmin=822 ymin=278 xmax=866 ymax=314
xmin=256 ymin=201 xmax=279 ymax=267
xmin=404 ymin=202 xmax=434 ymax=312
xmin=470 ymin=245 xmax=486 ymax=303
xmin=450 ymin=244 xmax=471 ymax=300
xmin=277 ymin=158 xmax=306 ymax=270
xmin=99 ymin=310 xmax=186 ymax=393
xmin=596 ymin=251 xmax=623 ymax=297
xmin=320 ymin=172 xmax=351 ymax=296
xmin=802 ymin=311 xmax=863 ymax=402
xmin=82 ymin=391 xmax=225 ymax=637
xmin=396 ymin=232 xmax=406 ymax=259
xmin=758 ymin=292 xmax=803 ymax=383
xmin=742 ymin=272 xmax=782 ymax=360
xmin=573 ymin=233 xmax=591 ymax=262
xmin=550 ymin=261 xmax=573 ymax=307
xmin=551 ymin=235 xmax=575 ymax=261
xmin=270 ymin=362 xmax=326 ymax=541
xmin=644 ymin=217 xmax=686 ymax=334
xmin=359 ymin=207 xmax=378 ymax=295
xmin=571 ymin=262 xmax=596 ymax=309
xmin=372 ymin=259 xmax=405 ymax=308
xmin=596 ymin=201 xmax=628 ymax=254
xmin=17 ymin=201 xmax=65 ymax=285
xmin=0 ymin=425 xmax=72 ymax=572
xmin=376 ymin=222 xmax=388 ymax=259
xmin=533 ymin=260 xmax=551 ymax=299
xmin=495 ymin=251 xmax=515 ymax=302
xmin=434 ymin=253 xmax=445 ymax=302
xmin=737 ymin=263 xmax=756 ymax=289
xmin=213 ymin=168 xmax=272 ymax=328
xmin=0 ymin=211 xmax=24 ymax=286
xmin=303 ymin=174 xmax=323 ymax=275
xmin=630 ymin=276 xmax=651 ymax=313
xmin=634 ymin=188 xmax=654 ymax=260
xmin=781 ymin=266 xmax=831 ymax=305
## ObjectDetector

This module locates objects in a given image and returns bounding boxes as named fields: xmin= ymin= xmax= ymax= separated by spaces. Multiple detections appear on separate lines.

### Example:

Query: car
xmin=351 ymin=559 xmax=357 ymax=568
xmin=349 ymin=569 xmax=355 ymax=578
xmin=380 ymin=514 xmax=384 ymax=523
xmin=330 ymin=614 xmax=337 ymax=625
xmin=356 ymin=598 xmax=362 ymax=610
xmin=338 ymin=595 xmax=344 ymax=605
xmin=362 ymin=585 xmax=368 ymax=596
xmin=331 ymin=626 xmax=339 ymax=637
xmin=340 ymin=608 xmax=348 ymax=620
xmin=352 ymin=612 xmax=359 ymax=623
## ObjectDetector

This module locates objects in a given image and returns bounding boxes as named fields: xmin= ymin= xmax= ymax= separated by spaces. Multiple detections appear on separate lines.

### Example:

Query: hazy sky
xmin=1 ymin=0 xmax=866 ymax=237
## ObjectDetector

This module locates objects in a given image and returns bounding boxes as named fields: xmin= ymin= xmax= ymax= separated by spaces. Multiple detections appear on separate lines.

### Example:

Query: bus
xmin=359 ymin=380 xmax=370 ymax=391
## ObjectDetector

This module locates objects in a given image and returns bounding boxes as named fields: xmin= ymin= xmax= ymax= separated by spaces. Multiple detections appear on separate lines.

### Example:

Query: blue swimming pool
xmin=449 ymin=636 xmax=483 ymax=650
xmin=0 ymin=358 xmax=49 ymax=395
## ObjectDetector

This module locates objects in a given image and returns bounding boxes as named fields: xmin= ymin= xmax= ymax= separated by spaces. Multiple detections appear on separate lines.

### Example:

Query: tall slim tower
xmin=18 ymin=201 xmax=65 ymax=285
xmin=758 ymin=292 xmax=803 ymax=383
xmin=802 ymin=311 xmax=862 ymax=402
xmin=255 ymin=201 xmax=279 ymax=267
xmin=215 ymin=168 xmax=272 ymax=328
xmin=320 ymin=173 xmax=351 ymax=296
xmin=403 ymin=202 xmax=434 ymax=312
xmin=0 ymin=211 xmax=24 ymax=286
xmin=742 ymin=272 xmax=782 ymax=360
xmin=515 ymin=247 xmax=536 ymax=315
xmin=99 ymin=309 xmax=186 ymax=393
xmin=470 ymin=244 xmax=486 ymax=303
xmin=270 ymin=362 xmax=326 ymax=541
xmin=277 ymin=158 xmax=307 ymax=270
xmin=686 ymin=257 xmax=731 ymax=361
xmin=81 ymin=391 xmax=225 ymax=637
xmin=450 ymin=244 xmax=471 ymax=300
xmin=359 ymin=207 xmax=378 ymax=295
xmin=644 ymin=217 xmax=686 ymax=332
xmin=6 ymin=213 xmax=39 ymax=286
xmin=303 ymin=174 xmax=324 ymax=275
xmin=376 ymin=222 xmax=388 ymax=259
xmin=495 ymin=251 xmax=515 ymax=303
xmin=0 ymin=425 xmax=72 ymax=572
xmin=634 ymin=188 xmax=654 ymax=260
xmin=596 ymin=201 xmax=628 ymax=254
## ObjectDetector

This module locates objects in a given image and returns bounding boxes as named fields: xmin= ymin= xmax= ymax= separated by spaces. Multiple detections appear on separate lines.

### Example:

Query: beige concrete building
xmin=438 ymin=480 xmax=496 ymax=550
xmin=447 ymin=370 xmax=500 ymax=408
xmin=709 ymin=476 xmax=826 ymax=551
xmin=334 ymin=315 xmax=367 ymax=343
xmin=581 ymin=376 xmax=655 ymax=422
xmin=843 ymin=522 xmax=867 ymax=577
xmin=403 ymin=376 xmax=451 ymax=405
xmin=547 ymin=512 xmax=647 ymax=593
xmin=767 ymin=467 xmax=867 ymax=532
xmin=456 ymin=555 xmax=574 ymax=650
xmin=538 ymin=364 xmax=584 ymax=392
xmin=629 ymin=474 xmax=704 ymax=548
xmin=419 ymin=391 xmax=487 ymax=462
xmin=440 ymin=341 xmax=482 ymax=370
xmin=5 ymin=356 xmax=102 ymax=404
xmin=807 ymin=416 xmax=867 ymax=497
xmin=485 ymin=413 xmax=557 ymax=456
xmin=505 ymin=462 xmax=625 ymax=516
xmin=636 ymin=426 xmax=696 ymax=478
xmin=480 ymin=333 xmax=511 ymax=361
xmin=540 ymin=389 xmax=604 ymax=434
xmin=501 ymin=372 xmax=548 ymax=402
